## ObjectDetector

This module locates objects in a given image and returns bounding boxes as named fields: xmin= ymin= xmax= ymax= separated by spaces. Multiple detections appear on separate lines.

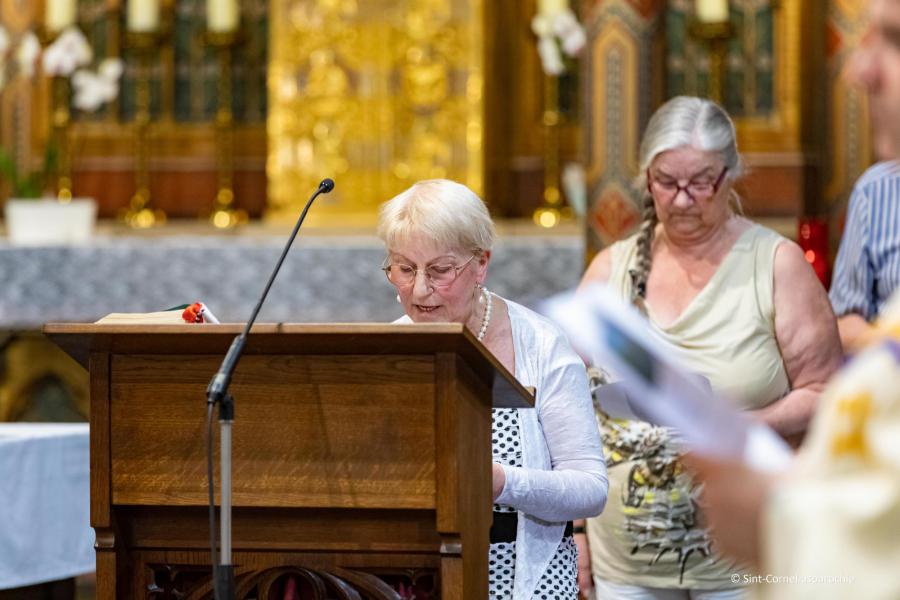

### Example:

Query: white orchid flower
xmin=560 ymin=25 xmax=586 ymax=56
xmin=98 ymin=57 xmax=124 ymax=81
xmin=538 ymin=36 xmax=565 ymax=76
xmin=72 ymin=57 xmax=124 ymax=112
xmin=43 ymin=26 xmax=92 ymax=77
xmin=15 ymin=32 xmax=41 ymax=78
xmin=531 ymin=14 xmax=554 ymax=39
xmin=553 ymin=10 xmax=578 ymax=35
xmin=533 ymin=6 xmax=586 ymax=74
xmin=554 ymin=10 xmax=586 ymax=56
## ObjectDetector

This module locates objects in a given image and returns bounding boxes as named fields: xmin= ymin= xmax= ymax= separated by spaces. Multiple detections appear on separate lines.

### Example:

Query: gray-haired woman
xmin=378 ymin=179 xmax=608 ymax=599
xmin=575 ymin=97 xmax=842 ymax=599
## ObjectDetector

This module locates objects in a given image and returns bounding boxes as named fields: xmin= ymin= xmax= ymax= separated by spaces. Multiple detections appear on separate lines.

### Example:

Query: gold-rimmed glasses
xmin=382 ymin=255 xmax=476 ymax=287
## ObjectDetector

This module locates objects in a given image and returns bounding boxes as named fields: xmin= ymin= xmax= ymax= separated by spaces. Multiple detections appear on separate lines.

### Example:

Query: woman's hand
xmin=492 ymin=463 xmax=506 ymax=501
xmin=574 ymin=526 xmax=594 ymax=599
xmin=682 ymin=453 xmax=778 ymax=567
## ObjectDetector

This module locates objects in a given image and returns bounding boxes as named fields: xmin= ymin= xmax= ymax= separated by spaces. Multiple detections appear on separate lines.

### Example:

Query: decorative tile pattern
xmin=583 ymin=0 xmax=663 ymax=254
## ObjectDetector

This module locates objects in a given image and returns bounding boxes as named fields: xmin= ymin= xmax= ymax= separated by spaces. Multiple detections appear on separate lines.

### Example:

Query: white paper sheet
xmin=543 ymin=284 xmax=792 ymax=471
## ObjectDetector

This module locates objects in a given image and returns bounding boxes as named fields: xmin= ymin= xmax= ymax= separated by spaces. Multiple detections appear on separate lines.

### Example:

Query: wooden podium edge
xmin=43 ymin=322 xmax=535 ymax=409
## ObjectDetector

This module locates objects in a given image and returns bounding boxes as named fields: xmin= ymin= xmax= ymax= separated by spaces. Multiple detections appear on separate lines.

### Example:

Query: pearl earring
xmin=396 ymin=294 xmax=401 ymax=303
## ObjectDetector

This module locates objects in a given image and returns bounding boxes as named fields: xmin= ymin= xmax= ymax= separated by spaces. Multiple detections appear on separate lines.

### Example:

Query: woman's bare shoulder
xmin=578 ymin=248 xmax=613 ymax=291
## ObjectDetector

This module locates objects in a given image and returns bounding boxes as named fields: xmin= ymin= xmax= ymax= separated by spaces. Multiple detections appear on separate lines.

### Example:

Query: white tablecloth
xmin=0 ymin=423 xmax=94 ymax=589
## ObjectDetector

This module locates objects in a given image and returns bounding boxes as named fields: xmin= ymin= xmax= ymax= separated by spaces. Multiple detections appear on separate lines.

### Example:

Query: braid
xmin=629 ymin=193 xmax=657 ymax=305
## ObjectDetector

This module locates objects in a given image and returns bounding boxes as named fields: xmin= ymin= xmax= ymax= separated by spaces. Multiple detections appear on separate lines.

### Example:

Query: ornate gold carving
xmin=267 ymin=0 xmax=484 ymax=225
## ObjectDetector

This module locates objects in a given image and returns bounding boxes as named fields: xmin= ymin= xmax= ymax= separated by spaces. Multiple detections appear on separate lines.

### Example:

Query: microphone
xmin=205 ymin=178 xmax=333 ymax=600
xmin=206 ymin=178 xmax=335 ymax=405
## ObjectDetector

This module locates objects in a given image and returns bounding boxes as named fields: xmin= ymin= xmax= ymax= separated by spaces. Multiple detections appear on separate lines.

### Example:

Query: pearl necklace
xmin=477 ymin=286 xmax=493 ymax=342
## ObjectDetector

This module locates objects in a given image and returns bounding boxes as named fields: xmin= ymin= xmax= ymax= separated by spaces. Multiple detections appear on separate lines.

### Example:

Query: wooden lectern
xmin=45 ymin=323 xmax=533 ymax=600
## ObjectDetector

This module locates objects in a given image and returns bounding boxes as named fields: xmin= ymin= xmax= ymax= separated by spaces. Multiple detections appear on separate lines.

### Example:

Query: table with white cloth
xmin=0 ymin=423 xmax=93 ymax=590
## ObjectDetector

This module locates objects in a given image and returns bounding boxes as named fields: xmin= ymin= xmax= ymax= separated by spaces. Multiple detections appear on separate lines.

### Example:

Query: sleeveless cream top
xmin=587 ymin=223 xmax=790 ymax=589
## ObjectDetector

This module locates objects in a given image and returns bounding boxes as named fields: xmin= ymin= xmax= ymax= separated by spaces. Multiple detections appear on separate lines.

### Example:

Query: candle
xmin=207 ymin=0 xmax=239 ymax=33
xmin=127 ymin=0 xmax=160 ymax=32
xmin=45 ymin=0 xmax=77 ymax=33
xmin=695 ymin=0 xmax=729 ymax=24
xmin=538 ymin=0 xmax=568 ymax=16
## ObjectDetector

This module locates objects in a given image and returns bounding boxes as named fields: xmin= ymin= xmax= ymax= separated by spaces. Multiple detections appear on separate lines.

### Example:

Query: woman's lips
xmin=414 ymin=304 xmax=440 ymax=313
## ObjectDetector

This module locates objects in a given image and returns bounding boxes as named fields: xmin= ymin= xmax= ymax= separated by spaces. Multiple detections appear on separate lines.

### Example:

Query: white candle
xmin=695 ymin=0 xmax=729 ymax=24
xmin=127 ymin=0 xmax=160 ymax=32
xmin=207 ymin=0 xmax=239 ymax=33
xmin=45 ymin=0 xmax=76 ymax=33
xmin=538 ymin=0 xmax=568 ymax=16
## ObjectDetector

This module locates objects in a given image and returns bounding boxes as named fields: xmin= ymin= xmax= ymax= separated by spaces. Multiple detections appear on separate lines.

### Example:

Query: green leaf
xmin=0 ymin=147 xmax=27 ymax=197
xmin=0 ymin=143 xmax=57 ymax=198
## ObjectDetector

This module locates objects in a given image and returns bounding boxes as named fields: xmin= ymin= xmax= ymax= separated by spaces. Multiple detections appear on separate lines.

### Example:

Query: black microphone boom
xmin=206 ymin=177 xmax=335 ymax=404
xmin=205 ymin=177 xmax=334 ymax=600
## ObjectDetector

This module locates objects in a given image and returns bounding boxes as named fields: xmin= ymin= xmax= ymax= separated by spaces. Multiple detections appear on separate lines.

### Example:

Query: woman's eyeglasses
xmin=382 ymin=255 xmax=476 ymax=287
xmin=647 ymin=166 xmax=729 ymax=201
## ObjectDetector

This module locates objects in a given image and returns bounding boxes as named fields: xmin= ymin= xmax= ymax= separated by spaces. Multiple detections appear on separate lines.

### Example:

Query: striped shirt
xmin=830 ymin=161 xmax=900 ymax=321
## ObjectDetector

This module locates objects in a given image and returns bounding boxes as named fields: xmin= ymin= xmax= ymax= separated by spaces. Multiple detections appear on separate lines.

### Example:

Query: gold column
xmin=122 ymin=31 xmax=166 ymax=228
xmin=50 ymin=76 xmax=73 ymax=201
xmin=206 ymin=30 xmax=247 ymax=229
xmin=688 ymin=20 xmax=735 ymax=105
xmin=533 ymin=74 xmax=563 ymax=228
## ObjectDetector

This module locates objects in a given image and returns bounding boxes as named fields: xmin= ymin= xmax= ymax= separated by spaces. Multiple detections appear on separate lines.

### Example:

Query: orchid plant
xmin=531 ymin=1 xmax=587 ymax=76
xmin=0 ymin=25 xmax=123 ymax=198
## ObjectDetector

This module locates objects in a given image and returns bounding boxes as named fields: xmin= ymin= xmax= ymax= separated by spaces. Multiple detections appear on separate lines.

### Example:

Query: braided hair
xmin=629 ymin=96 xmax=743 ymax=306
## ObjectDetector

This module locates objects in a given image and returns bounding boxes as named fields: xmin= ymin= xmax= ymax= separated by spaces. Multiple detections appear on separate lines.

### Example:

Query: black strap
xmin=489 ymin=512 xmax=573 ymax=544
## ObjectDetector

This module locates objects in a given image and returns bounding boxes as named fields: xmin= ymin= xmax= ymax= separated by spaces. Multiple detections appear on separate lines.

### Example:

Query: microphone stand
xmin=205 ymin=178 xmax=334 ymax=600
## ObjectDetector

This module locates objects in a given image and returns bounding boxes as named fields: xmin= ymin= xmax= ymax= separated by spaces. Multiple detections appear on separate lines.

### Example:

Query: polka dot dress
xmin=490 ymin=408 xmax=579 ymax=599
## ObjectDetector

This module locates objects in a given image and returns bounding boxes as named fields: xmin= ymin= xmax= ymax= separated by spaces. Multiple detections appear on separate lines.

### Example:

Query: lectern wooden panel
xmin=45 ymin=323 xmax=533 ymax=600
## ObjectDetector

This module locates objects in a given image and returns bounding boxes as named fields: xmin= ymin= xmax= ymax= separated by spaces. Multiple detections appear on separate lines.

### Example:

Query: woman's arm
xmin=752 ymin=241 xmax=842 ymax=438
xmin=573 ymin=519 xmax=593 ymax=598
xmin=829 ymin=181 xmax=876 ymax=351
xmin=494 ymin=342 xmax=609 ymax=521
xmin=577 ymin=248 xmax=613 ymax=292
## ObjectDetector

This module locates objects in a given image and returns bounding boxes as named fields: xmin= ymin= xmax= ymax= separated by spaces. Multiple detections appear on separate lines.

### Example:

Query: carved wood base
xmin=143 ymin=563 xmax=437 ymax=600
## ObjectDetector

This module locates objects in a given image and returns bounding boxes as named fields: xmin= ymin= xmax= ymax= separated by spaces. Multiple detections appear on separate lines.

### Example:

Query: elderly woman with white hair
xmin=575 ymin=96 xmax=842 ymax=599
xmin=377 ymin=179 xmax=608 ymax=599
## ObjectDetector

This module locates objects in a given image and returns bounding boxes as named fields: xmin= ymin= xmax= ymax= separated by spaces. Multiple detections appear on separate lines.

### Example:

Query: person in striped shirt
xmin=830 ymin=160 xmax=900 ymax=351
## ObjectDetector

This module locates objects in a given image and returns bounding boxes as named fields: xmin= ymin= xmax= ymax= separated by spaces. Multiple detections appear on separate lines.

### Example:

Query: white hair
xmin=634 ymin=96 xmax=744 ymax=194
xmin=377 ymin=179 xmax=496 ymax=254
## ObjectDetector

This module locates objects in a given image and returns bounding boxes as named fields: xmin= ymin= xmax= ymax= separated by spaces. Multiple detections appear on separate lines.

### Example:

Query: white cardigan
xmin=398 ymin=297 xmax=608 ymax=599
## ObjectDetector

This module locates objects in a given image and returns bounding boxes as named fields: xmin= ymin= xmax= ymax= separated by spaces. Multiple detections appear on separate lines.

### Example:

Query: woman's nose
xmin=412 ymin=270 xmax=432 ymax=296
xmin=672 ymin=188 xmax=694 ymax=208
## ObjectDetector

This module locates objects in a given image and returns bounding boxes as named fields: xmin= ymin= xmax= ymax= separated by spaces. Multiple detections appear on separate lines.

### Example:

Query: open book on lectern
xmin=542 ymin=284 xmax=792 ymax=472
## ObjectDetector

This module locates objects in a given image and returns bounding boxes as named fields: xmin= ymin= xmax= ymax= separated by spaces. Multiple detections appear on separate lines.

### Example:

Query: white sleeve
xmin=495 ymin=339 xmax=608 ymax=521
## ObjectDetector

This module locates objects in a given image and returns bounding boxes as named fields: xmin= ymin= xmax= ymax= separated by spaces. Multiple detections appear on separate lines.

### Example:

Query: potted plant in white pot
xmin=0 ymin=143 xmax=100 ymax=246
xmin=0 ymin=26 xmax=121 ymax=245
